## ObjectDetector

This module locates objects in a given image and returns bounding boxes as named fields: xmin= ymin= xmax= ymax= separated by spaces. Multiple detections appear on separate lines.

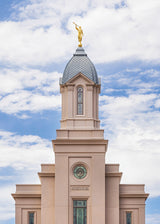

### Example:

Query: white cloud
xmin=100 ymin=93 xmax=160 ymax=196
xmin=0 ymin=0 xmax=159 ymax=66
xmin=0 ymin=90 xmax=61 ymax=114
xmin=0 ymin=185 xmax=15 ymax=221
xmin=0 ymin=130 xmax=54 ymax=169
xmin=155 ymin=99 xmax=160 ymax=108
xmin=102 ymin=68 xmax=160 ymax=95
xmin=70 ymin=1 xmax=160 ymax=63
xmin=0 ymin=68 xmax=61 ymax=115
xmin=0 ymin=69 xmax=61 ymax=94
xmin=100 ymin=94 xmax=157 ymax=118
xmin=0 ymin=21 xmax=73 ymax=66
xmin=146 ymin=214 xmax=160 ymax=224
xmin=15 ymin=0 xmax=125 ymax=21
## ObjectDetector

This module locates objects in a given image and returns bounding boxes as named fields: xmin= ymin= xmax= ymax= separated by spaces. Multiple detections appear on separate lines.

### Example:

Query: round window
xmin=73 ymin=165 xmax=87 ymax=179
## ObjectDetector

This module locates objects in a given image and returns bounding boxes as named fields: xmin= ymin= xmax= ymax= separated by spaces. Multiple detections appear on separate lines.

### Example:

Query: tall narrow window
xmin=73 ymin=200 xmax=87 ymax=224
xmin=126 ymin=212 xmax=132 ymax=224
xmin=29 ymin=212 xmax=34 ymax=224
xmin=77 ymin=87 xmax=83 ymax=115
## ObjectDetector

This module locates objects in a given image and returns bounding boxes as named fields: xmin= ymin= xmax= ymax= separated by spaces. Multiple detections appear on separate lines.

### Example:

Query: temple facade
xmin=12 ymin=47 xmax=149 ymax=224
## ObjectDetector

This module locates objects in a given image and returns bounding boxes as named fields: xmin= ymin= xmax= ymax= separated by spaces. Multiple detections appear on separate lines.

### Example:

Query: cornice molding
xmin=12 ymin=193 xmax=41 ymax=199
xmin=105 ymin=172 xmax=122 ymax=177
xmin=38 ymin=172 xmax=55 ymax=177
xmin=120 ymin=193 xmax=149 ymax=199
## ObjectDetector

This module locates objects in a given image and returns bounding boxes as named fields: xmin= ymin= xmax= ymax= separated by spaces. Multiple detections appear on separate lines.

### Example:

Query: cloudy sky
xmin=0 ymin=0 xmax=160 ymax=223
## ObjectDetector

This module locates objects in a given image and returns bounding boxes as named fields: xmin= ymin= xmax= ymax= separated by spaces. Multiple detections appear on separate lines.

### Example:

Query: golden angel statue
xmin=73 ymin=22 xmax=83 ymax=47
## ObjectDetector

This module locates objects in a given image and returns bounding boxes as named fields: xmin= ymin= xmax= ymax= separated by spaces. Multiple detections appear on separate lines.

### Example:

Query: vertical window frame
xmin=73 ymin=200 xmax=87 ymax=224
xmin=77 ymin=86 xmax=83 ymax=115
xmin=28 ymin=211 xmax=35 ymax=224
xmin=126 ymin=211 xmax=132 ymax=224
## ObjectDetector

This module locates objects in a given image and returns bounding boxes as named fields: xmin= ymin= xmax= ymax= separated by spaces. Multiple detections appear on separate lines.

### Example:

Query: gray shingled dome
xmin=62 ymin=47 xmax=98 ymax=84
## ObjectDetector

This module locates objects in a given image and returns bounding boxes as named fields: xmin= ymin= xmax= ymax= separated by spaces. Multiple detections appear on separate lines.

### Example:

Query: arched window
xmin=77 ymin=86 xmax=83 ymax=115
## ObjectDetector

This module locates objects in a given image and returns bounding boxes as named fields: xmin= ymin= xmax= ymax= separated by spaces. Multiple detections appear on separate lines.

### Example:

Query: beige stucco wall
xmin=12 ymin=185 xmax=41 ymax=224
xmin=105 ymin=165 xmax=148 ymax=224
xmin=60 ymin=73 xmax=100 ymax=129
xmin=53 ymin=138 xmax=107 ymax=224
xmin=105 ymin=164 xmax=122 ymax=224
xmin=38 ymin=164 xmax=55 ymax=224
xmin=119 ymin=184 xmax=148 ymax=224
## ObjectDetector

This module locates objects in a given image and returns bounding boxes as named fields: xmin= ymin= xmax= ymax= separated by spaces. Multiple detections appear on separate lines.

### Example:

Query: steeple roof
xmin=62 ymin=47 xmax=98 ymax=84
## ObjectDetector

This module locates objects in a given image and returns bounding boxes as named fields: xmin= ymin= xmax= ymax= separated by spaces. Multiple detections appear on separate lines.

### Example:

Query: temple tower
xmin=52 ymin=47 xmax=108 ymax=224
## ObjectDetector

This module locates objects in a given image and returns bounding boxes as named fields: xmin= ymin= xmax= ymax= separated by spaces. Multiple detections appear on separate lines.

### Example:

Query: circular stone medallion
xmin=73 ymin=165 xmax=87 ymax=179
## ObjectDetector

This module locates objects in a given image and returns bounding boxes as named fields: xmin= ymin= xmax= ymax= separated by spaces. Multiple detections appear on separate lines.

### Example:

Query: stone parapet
xmin=120 ymin=184 xmax=149 ymax=199
xmin=12 ymin=184 xmax=41 ymax=198
xmin=56 ymin=129 xmax=104 ymax=139
xmin=60 ymin=118 xmax=100 ymax=129
xmin=52 ymin=139 xmax=108 ymax=153
xmin=41 ymin=164 xmax=55 ymax=173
